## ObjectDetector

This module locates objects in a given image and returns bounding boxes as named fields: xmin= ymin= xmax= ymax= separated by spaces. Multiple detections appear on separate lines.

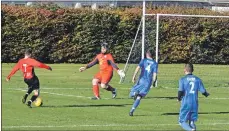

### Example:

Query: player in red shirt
xmin=79 ymin=42 xmax=125 ymax=100
xmin=6 ymin=49 xmax=52 ymax=108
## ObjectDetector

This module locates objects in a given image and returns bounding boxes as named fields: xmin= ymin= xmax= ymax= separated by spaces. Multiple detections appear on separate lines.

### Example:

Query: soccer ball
xmin=33 ymin=97 xmax=43 ymax=107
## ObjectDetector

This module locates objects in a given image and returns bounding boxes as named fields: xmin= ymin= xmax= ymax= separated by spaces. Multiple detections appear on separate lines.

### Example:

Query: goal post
xmin=120 ymin=1 xmax=229 ymax=84
xmin=119 ymin=18 xmax=142 ymax=83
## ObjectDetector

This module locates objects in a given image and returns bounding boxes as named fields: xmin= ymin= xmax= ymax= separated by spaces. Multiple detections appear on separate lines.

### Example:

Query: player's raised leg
xmin=25 ymin=76 xmax=40 ymax=108
xmin=129 ymin=84 xmax=141 ymax=100
xmin=109 ymin=85 xmax=117 ymax=98
xmin=27 ymin=89 xmax=40 ymax=108
xmin=100 ymin=73 xmax=117 ymax=98
xmin=100 ymin=83 xmax=117 ymax=98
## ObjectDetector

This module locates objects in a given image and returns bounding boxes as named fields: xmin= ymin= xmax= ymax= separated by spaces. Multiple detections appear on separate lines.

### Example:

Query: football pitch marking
xmin=5 ymin=88 xmax=229 ymax=100
xmin=3 ymin=122 xmax=229 ymax=128
xmin=7 ymin=86 xmax=229 ymax=90
xmin=10 ymin=88 xmax=111 ymax=100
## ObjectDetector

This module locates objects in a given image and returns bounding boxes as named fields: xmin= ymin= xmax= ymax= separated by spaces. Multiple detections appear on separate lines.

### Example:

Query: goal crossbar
xmin=145 ymin=13 xmax=229 ymax=18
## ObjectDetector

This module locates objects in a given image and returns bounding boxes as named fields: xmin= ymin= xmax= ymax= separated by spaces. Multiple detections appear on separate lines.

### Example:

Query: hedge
xmin=2 ymin=5 xmax=229 ymax=64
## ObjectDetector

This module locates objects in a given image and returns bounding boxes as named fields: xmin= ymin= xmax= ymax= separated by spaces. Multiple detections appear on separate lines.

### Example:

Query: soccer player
xmin=178 ymin=63 xmax=210 ymax=131
xmin=129 ymin=49 xmax=158 ymax=116
xmin=6 ymin=49 xmax=52 ymax=108
xmin=79 ymin=42 xmax=125 ymax=100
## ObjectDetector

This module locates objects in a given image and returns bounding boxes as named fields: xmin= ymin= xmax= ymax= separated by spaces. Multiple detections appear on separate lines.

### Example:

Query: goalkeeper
xmin=79 ymin=42 xmax=125 ymax=100
xmin=129 ymin=49 xmax=158 ymax=116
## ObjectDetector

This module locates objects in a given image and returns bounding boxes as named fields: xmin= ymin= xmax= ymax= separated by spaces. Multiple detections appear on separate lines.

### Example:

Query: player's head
xmin=101 ymin=42 xmax=108 ymax=54
xmin=184 ymin=63 xmax=194 ymax=74
xmin=146 ymin=49 xmax=154 ymax=59
xmin=24 ymin=49 xmax=32 ymax=57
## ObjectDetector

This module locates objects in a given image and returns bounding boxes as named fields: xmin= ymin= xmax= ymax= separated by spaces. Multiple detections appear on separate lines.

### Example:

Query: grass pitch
xmin=1 ymin=64 xmax=229 ymax=130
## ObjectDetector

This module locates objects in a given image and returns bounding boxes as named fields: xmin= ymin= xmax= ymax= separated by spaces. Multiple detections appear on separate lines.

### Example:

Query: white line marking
xmin=209 ymin=98 xmax=229 ymax=100
xmin=4 ymin=89 xmax=229 ymax=100
xmin=6 ymin=87 xmax=130 ymax=90
xmin=3 ymin=123 xmax=229 ymax=128
xmin=4 ymin=86 xmax=229 ymax=90
xmin=10 ymin=89 xmax=111 ymax=100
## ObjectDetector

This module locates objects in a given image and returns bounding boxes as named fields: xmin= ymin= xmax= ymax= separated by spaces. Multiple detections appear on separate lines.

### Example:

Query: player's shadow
xmin=145 ymin=96 xmax=177 ymax=100
xmin=162 ymin=112 xmax=229 ymax=115
xmin=41 ymin=104 xmax=132 ymax=108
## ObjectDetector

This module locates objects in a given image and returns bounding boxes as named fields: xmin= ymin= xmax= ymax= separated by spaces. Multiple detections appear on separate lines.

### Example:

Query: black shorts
xmin=24 ymin=75 xmax=40 ymax=90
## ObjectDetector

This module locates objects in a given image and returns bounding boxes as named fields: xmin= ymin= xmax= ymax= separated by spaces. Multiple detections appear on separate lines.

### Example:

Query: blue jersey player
xmin=178 ymin=63 xmax=210 ymax=131
xmin=129 ymin=49 xmax=158 ymax=116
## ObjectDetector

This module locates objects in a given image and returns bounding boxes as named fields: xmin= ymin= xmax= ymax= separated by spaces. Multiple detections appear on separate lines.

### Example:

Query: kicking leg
xmin=100 ymin=73 xmax=116 ymax=98
xmin=129 ymin=95 xmax=142 ymax=116
xmin=27 ymin=89 xmax=39 ymax=108
xmin=129 ymin=84 xmax=142 ymax=100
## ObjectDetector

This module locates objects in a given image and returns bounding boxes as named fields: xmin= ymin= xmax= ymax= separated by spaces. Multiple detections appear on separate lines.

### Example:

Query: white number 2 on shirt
xmin=23 ymin=64 xmax=27 ymax=73
xmin=189 ymin=82 xmax=195 ymax=94
xmin=145 ymin=64 xmax=151 ymax=73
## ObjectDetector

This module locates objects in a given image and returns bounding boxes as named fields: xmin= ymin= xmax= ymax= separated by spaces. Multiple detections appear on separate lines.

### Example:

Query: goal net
xmin=120 ymin=16 xmax=156 ymax=84
xmin=120 ymin=13 xmax=229 ymax=85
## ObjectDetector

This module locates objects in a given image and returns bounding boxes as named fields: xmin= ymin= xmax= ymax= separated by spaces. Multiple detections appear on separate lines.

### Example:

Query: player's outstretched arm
xmin=132 ymin=66 xmax=140 ymax=83
xmin=30 ymin=59 xmax=52 ymax=71
xmin=6 ymin=62 xmax=20 ymax=82
xmin=108 ymin=61 xmax=125 ymax=78
xmin=79 ymin=57 xmax=98 ymax=72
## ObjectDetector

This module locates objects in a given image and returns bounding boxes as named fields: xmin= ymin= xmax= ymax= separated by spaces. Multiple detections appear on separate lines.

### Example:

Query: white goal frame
xmin=120 ymin=0 xmax=229 ymax=84
xmin=145 ymin=13 xmax=229 ymax=64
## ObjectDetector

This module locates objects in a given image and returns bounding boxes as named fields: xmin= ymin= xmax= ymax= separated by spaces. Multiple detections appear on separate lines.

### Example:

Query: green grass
xmin=2 ymin=64 xmax=229 ymax=130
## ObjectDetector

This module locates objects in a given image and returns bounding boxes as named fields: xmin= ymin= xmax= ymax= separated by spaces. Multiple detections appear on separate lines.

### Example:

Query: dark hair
xmin=101 ymin=42 xmax=108 ymax=49
xmin=146 ymin=49 xmax=154 ymax=57
xmin=185 ymin=63 xmax=194 ymax=72
xmin=25 ymin=49 xmax=32 ymax=56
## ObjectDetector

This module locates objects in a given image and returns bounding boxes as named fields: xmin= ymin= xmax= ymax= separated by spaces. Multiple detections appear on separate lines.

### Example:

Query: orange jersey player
xmin=6 ymin=49 xmax=52 ymax=108
xmin=79 ymin=42 xmax=125 ymax=100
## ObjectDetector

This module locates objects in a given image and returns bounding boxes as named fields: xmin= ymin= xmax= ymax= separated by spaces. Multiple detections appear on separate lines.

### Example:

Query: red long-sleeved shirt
xmin=86 ymin=53 xmax=119 ymax=73
xmin=7 ymin=58 xmax=50 ymax=80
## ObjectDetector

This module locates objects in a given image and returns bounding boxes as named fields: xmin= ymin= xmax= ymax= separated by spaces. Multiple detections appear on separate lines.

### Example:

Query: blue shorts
xmin=129 ymin=78 xmax=151 ymax=97
xmin=179 ymin=109 xmax=198 ymax=123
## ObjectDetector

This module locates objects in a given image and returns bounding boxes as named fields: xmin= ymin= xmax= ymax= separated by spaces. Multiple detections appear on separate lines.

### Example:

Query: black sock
xmin=27 ymin=87 xmax=33 ymax=94
xmin=106 ymin=85 xmax=115 ymax=91
xmin=30 ymin=95 xmax=38 ymax=102
xmin=24 ymin=93 xmax=28 ymax=99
